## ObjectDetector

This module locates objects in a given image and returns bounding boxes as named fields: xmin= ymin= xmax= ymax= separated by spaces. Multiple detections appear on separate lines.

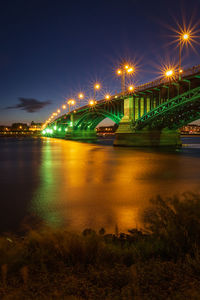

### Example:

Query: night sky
xmin=0 ymin=0 xmax=200 ymax=125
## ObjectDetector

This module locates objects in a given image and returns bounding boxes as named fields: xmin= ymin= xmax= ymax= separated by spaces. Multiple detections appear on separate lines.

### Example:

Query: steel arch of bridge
xmin=134 ymin=86 xmax=200 ymax=130
xmin=74 ymin=109 xmax=122 ymax=130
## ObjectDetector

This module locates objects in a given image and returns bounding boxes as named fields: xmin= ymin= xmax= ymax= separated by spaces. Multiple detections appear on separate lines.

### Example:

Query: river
xmin=0 ymin=136 xmax=200 ymax=233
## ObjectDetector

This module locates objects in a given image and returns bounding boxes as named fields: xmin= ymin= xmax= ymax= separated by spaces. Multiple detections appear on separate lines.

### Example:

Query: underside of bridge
xmin=43 ymin=67 xmax=200 ymax=147
xmin=66 ymin=109 xmax=122 ymax=140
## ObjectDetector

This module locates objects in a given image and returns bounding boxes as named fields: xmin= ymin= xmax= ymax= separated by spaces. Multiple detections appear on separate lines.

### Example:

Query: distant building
xmin=96 ymin=124 xmax=118 ymax=134
xmin=11 ymin=123 xmax=29 ymax=131
xmin=29 ymin=121 xmax=43 ymax=131
xmin=0 ymin=122 xmax=43 ymax=136
xmin=181 ymin=124 xmax=200 ymax=134
xmin=0 ymin=126 xmax=10 ymax=132
xmin=96 ymin=124 xmax=200 ymax=135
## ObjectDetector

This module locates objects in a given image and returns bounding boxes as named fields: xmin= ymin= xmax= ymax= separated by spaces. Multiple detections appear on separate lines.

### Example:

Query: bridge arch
xmin=74 ymin=109 xmax=121 ymax=130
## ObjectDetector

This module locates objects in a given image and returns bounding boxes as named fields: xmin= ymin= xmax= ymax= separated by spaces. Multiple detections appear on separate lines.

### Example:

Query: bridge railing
xmin=134 ymin=64 xmax=200 ymax=93
xmin=106 ymin=64 xmax=200 ymax=101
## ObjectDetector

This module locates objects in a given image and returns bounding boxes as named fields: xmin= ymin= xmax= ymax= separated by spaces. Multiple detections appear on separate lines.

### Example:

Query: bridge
xmin=42 ymin=65 xmax=200 ymax=147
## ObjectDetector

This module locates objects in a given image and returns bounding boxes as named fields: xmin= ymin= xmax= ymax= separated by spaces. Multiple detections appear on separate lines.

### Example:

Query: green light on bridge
xmin=54 ymin=126 xmax=57 ymax=130
xmin=46 ymin=128 xmax=53 ymax=134
xmin=70 ymin=122 xmax=73 ymax=127
xmin=58 ymin=128 xmax=61 ymax=132
xmin=42 ymin=130 xmax=46 ymax=134
xmin=65 ymin=128 xmax=68 ymax=132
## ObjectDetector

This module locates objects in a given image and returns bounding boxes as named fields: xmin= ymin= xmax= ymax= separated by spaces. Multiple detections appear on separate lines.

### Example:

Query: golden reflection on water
xmin=32 ymin=138 xmax=200 ymax=233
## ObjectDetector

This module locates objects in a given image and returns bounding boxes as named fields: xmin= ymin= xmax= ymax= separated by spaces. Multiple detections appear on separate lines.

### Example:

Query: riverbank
xmin=0 ymin=132 xmax=41 ymax=137
xmin=1 ymin=194 xmax=200 ymax=299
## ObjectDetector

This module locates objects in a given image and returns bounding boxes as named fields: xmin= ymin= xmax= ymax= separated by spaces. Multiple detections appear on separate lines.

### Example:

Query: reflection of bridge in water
xmin=43 ymin=65 xmax=200 ymax=147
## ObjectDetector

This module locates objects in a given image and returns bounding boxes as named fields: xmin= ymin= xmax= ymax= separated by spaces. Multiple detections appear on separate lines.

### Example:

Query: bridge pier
xmin=114 ymin=127 xmax=181 ymax=147
xmin=114 ymin=97 xmax=181 ymax=147
xmin=65 ymin=129 xmax=97 ymax=141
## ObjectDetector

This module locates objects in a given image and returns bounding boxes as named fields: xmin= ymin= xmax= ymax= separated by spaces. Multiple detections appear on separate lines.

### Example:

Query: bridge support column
xmin=114 ymin=96 xmax=135 ymax=144
xmin=114 ymin=96 xmax=181 ymax=147
xmin=114 ymin=128 xmax=181 ymax=147
xmin=114 ymin=96 xmax=134 ymax=132
xmin=65 ymin=129 xmax=97 ymax=141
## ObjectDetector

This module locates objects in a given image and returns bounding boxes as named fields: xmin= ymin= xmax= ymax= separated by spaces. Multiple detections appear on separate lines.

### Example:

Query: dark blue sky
xmin=0 ymin=0 xmax=199 ymax=125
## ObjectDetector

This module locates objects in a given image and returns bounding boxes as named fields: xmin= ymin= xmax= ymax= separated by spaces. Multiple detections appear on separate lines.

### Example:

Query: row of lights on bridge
xmin=43 ymin=29 xmax=192 ymax=129
xmin=43 ymin=79 xmax=135 ymax=129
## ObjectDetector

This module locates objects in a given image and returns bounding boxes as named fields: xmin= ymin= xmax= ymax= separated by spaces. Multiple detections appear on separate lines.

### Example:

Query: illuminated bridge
xmin=42 ymin=65 xmax=200 ymax=147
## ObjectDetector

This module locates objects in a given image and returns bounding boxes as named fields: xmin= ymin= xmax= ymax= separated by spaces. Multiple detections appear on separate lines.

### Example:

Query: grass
xmin=1 ymin=193 xmax=200 ymax=299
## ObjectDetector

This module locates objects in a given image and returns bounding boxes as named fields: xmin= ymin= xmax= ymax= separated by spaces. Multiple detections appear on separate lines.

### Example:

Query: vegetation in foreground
xmin=1 ymin=193 xmax=200 ymax=299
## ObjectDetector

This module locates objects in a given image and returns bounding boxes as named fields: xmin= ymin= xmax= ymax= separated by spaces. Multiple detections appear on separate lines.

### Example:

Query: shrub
xmin=142 ymin=193 xmax=200 ymax=258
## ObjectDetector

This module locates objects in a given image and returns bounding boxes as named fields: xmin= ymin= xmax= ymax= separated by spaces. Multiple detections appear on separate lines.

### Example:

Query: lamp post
xmin=77 ymin=93 xmax=84 ymax=106
xmin=67 ymin=99 xmax=75 ymax=113
xmin=179 ymin=32 xmax=190 ymax=79
xmin=165 ymin=69 xmax=174 ymax=99
xmin=94 ymin=83 xmax=100 ymax=100
xmin=116 ymin=64 xmax=134 ymax=93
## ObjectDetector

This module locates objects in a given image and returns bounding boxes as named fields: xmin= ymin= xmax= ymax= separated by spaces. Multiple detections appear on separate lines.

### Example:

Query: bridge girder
xmin=134 ymin=86 xmax=200 ymax=130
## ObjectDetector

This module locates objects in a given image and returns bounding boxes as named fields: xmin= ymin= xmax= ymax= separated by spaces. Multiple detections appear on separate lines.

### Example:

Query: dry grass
xmin=0 ymin=193 xmax=200 ymax=299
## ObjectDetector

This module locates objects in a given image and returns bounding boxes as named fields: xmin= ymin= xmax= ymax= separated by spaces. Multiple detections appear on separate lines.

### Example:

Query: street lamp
xmin=67 ymin=99 xmax=75 ymax=113
xmin=128 ymin=85 xmax=134 ymax=92
xmin=179 ymin=31 xmax=190 ymax=79
xmin=62 ymin=104 xmax=66 ymax=109
xmin=105 ymin=94 xmax=111 ymax=100
xmin=183 ymin=33 xmax=189 ymax=40
xmin=127 ymin=67 xmax=134 ymax=73
xmin=116 ymin=64 xmax=134 ymax=93
xmin=78 ymin=93 xmax=84 ymax=99
xmin=89 ymin=99 xmax=95 ymax=106
xmin=94 ymin=83 xmax=100 ymax=99
xmin=165 ymin=69 xmax=174 ymax=80
xmin=78 ymin=93 xmax=84 ymax=105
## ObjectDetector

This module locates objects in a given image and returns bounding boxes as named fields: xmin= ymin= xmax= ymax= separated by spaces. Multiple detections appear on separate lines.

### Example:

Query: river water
xmin=0 ymin=136 xmax=200 ymax=234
